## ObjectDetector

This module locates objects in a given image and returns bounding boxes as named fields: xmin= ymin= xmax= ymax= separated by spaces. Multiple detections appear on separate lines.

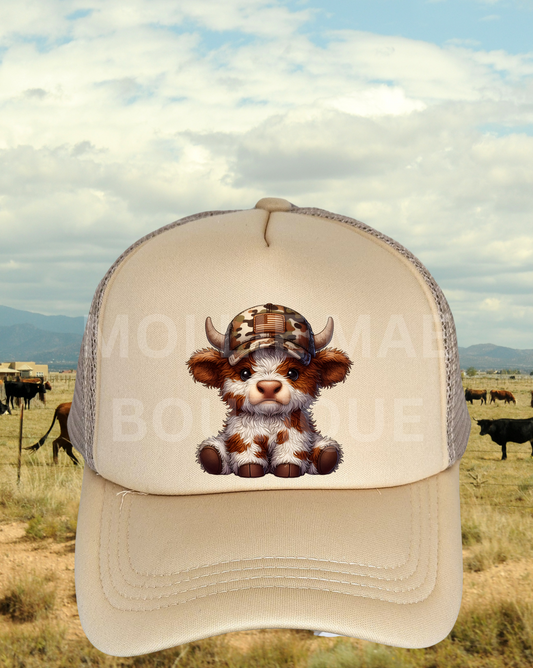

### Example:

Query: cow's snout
xmin=257 ymin=380 xmax=282 ymax=399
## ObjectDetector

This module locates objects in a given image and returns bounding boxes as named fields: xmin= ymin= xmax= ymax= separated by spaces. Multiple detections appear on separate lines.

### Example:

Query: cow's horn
xmin=314 ymin=317 xmax=334 ymax=351
xmin=205 ymin=317 xmax=225 ymax=351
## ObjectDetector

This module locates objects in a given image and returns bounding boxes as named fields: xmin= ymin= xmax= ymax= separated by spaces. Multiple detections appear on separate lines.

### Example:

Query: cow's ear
xmin=315 ymin=348 xmax=352 ymax=388
xmin=187 ymin=348 xmax=228 ymax=389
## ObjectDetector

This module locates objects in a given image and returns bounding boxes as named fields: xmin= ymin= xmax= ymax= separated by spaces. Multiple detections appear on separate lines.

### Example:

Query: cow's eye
xmin=287 ymin=368 xmax=299 ymax=381
xmin=240 ymin=368 xmax=252 ymax=381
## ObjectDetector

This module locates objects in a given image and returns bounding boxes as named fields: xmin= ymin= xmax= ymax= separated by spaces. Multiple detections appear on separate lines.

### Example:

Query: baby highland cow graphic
xmin=187 ymin=303 xmax=352 ymax=478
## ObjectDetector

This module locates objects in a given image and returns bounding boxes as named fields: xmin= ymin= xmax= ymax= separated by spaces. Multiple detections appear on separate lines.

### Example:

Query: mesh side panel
xmin=292 ymin=207 xmax=470 ymax=468
xmin=69 ymin=209 xmax=240 ymax=471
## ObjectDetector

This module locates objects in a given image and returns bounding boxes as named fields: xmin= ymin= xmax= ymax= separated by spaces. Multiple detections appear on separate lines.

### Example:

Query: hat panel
xmin=88 ymin=209 xmax=451 ymax=494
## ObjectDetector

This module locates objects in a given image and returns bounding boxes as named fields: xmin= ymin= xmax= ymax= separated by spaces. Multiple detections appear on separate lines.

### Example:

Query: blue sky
xmin=0 ymin=0 xmax=532 ymax=348
xmin=304 ymin=0 xmax=533 ymax=54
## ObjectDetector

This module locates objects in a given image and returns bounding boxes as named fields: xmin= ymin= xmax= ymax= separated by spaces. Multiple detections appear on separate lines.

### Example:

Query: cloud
xmin=480 ymin=298 xmax=502 ymax=311
xmin=1 ymin=1 xmax=533 ymax=348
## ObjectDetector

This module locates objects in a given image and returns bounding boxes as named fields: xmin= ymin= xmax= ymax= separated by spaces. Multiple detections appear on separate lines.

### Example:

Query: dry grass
xmin=461 ymin=504 xmax=533 ymax=571
xmin=1 ymin=374 xmax=533 ymax=666
xmin=308 ymin=641 xmax=400 ymax=668
xmin=0 ymin=375 xmax=83 ymax=531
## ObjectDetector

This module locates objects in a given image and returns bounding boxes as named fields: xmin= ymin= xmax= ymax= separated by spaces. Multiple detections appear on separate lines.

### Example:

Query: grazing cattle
xmin=477 ymin=418 xmax=533 ymax=460
xmin=531 ymin=390 xmax=533 ymax=408
xmin=187 ymin=304 xmax=352 ymax=478
xmin=5 ymin=380 xmax=45 ymax=410
xmin=21 ymin=378 xmax=52 ymax=404
xmin=0 ymin=400 xmax=11 ymax=416
xmin=490 ymin=390 xmax=516 ymax=404
xmin=465 ymin=388 xmax=487 ymax=404
xmin=26 ymin=402 xmax=78 ymax=465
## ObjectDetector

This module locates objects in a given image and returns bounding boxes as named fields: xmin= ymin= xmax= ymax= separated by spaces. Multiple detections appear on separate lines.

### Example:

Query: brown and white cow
xmin=187 ymin=346 xmax=351 ymax=478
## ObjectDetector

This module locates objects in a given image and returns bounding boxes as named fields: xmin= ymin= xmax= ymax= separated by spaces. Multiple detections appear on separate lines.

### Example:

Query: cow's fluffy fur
xmin=187 ymin=347 xmax=351 ymax=475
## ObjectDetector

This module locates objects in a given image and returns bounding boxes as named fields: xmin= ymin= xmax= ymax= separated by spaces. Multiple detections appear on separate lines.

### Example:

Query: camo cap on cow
xmin=224 ymin=303 xmax=314 ymax=366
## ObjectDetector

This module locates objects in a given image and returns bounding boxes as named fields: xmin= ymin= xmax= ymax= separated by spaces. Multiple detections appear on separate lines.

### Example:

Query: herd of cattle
xmin=464 ymin=386 xmax=533 ymax=460
xmin=463 ymin=388 xmax=533 ymax=405
xmin=1 ymin=377 xmax=532 ymax=464
xmin=0 ymin=378 xmax=77 ymax=464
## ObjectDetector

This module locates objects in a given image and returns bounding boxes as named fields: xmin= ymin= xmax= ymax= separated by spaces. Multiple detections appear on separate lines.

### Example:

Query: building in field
xmin=0 ymin=361 xmax=49 ymax=380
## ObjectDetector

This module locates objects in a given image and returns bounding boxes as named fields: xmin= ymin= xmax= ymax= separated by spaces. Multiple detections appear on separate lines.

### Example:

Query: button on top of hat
xmin=255 ymin=197 xmax=293 ymax=212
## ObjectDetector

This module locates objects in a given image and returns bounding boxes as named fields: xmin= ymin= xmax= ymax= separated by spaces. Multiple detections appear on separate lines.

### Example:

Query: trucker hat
xmin=69 ymin=197 xmax=470 ymax=656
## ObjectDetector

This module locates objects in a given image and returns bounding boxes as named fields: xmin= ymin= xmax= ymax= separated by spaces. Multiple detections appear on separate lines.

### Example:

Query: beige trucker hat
xmin=69 ymin=197 xmax=470 ymax=656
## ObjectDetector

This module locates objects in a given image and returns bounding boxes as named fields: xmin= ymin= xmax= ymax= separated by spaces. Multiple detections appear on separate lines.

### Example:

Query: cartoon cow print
xmin=187 ymin=304 xmax=352 ymax=478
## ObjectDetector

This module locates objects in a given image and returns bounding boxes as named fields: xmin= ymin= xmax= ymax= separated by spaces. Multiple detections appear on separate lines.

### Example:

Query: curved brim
xmin=75 ymin=463 xmax=462 ymax=657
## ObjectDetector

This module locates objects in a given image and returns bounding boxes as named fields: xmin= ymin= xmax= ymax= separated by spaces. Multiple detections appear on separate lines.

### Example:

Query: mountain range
xmin=0 ymin=324 xmax=82 ymax=365
xmin=0 ymin=306 xmax=532 ymax=371
xmin=0 ymin=305 xmax=85 ymax=335
xmin=458 ymin=343 xmax=533 ymax=373
xmin=0 ymin=306 xmax=84 ymax=365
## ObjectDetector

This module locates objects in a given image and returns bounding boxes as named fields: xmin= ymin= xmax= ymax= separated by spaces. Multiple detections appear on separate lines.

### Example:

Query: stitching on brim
xmin=118 ymin=484 xmax=421 ymax=580
xmin=113 ymin=485 xmax=423 ymax=590
xmin=97 ymin=478 xmax=439 ymax=610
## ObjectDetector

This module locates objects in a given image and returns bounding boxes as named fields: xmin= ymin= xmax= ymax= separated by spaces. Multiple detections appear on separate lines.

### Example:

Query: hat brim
xmin=228 ymin=338 xmax=311 ymax=366
xmin=75 ymin=463 xmax=462 ymax=657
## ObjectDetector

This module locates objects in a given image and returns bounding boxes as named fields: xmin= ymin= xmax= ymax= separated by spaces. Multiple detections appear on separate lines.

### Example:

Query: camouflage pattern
xmin=223 ymin=303 xmax=315 ymax=366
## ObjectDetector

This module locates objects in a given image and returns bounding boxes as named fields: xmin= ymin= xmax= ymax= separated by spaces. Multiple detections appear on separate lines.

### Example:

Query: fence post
xmin=17 ymin=405 xmax=24 ymax=485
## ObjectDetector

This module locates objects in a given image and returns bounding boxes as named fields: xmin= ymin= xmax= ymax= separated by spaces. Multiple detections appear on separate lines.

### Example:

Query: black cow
xmin=477 ymin=418 xmax=533 ymax=460
xmin=0 ymin=400 xmax=11 ymax=415
xmin=5 ymin=380 xmax=45 ymax=410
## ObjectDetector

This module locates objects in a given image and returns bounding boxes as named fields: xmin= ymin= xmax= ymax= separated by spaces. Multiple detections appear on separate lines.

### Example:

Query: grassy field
xmin=1 ymin=374 xmax=533 ymax=667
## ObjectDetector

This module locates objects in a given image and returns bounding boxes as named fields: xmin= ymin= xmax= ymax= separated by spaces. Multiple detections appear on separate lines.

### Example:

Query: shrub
xmin=0 ymin=572 xmax=57 ymax=623
xmin=26 ymin=513 xmax=77 ymax=542
xmin=308 ymin=640 xmax=400 ymax=668
xmin=461 ymin=520 xmax=483 ymax=546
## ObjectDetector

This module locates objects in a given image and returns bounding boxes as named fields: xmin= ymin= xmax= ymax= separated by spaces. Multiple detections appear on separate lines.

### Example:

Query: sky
xmin=0 ymin=0 xmax=532 ymax=348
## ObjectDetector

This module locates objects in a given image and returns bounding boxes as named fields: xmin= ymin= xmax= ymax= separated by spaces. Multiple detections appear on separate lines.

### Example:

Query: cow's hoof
xmin=199 ymin=446 xmax=223 ymax=475
xmin=274 ymin=463 xmax=301 ymax=478
xmin=238 ymin=463 xmax=265 ymax=478
xmin=317 ymin=446 xmax=339 ymax=475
